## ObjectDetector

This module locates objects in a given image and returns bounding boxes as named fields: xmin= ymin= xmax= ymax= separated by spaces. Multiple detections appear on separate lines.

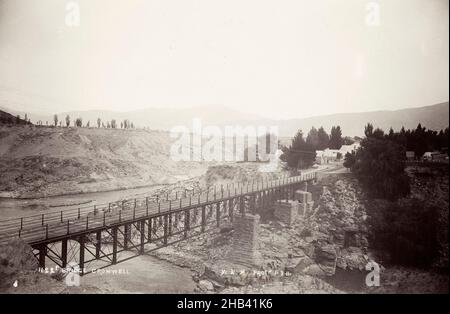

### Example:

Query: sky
xmin=0 ymin=0 xmax=448 ymax=119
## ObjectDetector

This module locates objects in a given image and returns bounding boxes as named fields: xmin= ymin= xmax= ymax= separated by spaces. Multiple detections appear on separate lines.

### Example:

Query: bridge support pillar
xmin=294 ymin=190 xmax=314 ymax=216
xmin=216 ymin=202 xmax=221 ymax=227
xmin=79 ymin=236 xmax=85 ymax=275
xmin=140 ymin=220 xmax=145 ymax=254
xmin=38 ymin=244 xmax=46 ymax=269
xmin=112 ymin=226 xmax=118 ymax=264
xmin=123 ymin=224 xmax=130 ymax=249
xmin=61 ymin=239 xmax=67 ymax=268
xmin=275 ymin=200 xmax=299 ymax=225
xmin=201 ymin=206 xmax=206 ymax=233
xmin=228 ymin=199 xmax=234 ymax=223
xmin=163 ymin=214 xmax=169 ymax=245
xmin=184 ymin=209 xmax=190 ymax=238
xmin=95 ymin=231 xmax=101 ymax=259
xmin=148 ymin=218 xmax=152 ymax=243
xmin=228 ymin=213 xmax=261 ymax=266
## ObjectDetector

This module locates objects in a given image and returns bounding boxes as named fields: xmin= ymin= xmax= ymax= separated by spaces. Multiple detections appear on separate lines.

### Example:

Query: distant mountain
xmin=0 ymin=102 xmax=448 ymax=137
xmin=276 ymin=102 xmax=449 ymax=137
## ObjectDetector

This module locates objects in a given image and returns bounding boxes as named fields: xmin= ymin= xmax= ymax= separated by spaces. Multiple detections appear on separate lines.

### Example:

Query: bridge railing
xmin=0 ymin=171 xmax=317 ymax=244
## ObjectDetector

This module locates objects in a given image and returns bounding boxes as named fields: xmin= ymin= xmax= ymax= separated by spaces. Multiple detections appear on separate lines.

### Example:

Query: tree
xmin=280 ymin=130 xmax=316 ymax=169
xmin=86 ymin=121 xmax=90 ymax=128
xmin=75 ymin=117 xmax=83 ymax=127
xmin=342 ymin=136 xmax=355 ymax=145
xmin=65 ymin=115 xmax=70 ymax=127
xmin=97 ymin=118 xmax=101 ymax=128
xmin=16 ymin=115 xmax=21 ymax=124
xmin=53 ymin=114 xmax=58 ymax=126
xmin=352 ymin=130 xmax=410 ymax=200
xmin=306 ymin=127 xmax=319 ymax=150
xmin=120 ymin=121 xmax=123 ymax=129
xmin=343 ymin=151 xmax=356 ymax=169
xmin=364 ymin=123 xmax=374 ymax=138
xmin=367 ymin=198 xmax=439 ymax=267
xmin=111 ymin=119 xmax=117 ymax=129
xmin=317 ymin=127 xmax=329 ymax=150
xmin=329 ymin=126 xmax=343 ymax=149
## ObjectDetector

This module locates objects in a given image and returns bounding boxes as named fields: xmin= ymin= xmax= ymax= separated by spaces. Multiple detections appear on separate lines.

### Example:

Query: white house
xmin=315 ymin=142 xmax=360 ymax=165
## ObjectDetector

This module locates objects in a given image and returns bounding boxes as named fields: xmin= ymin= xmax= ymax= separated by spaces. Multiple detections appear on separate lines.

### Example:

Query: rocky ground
xmin=151 ymin=173 xmax=448 ymax=294
xmin=1 ymin=166 xmax=447 ymax=294
xmin=149 ymin=174 xmax=372 ymax=294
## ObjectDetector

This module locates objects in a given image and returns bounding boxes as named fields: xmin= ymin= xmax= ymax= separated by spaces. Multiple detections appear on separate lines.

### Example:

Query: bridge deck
xmin=0 ymin=171 xmax=317 ymax=246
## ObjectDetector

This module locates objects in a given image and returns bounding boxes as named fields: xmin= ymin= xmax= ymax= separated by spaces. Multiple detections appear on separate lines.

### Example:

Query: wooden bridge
xmin=0 ymin=171 xmax=317 ymax=275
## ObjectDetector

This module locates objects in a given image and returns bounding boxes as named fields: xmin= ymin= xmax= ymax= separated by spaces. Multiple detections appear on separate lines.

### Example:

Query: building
xmin=422 ymin=151 xmax=444 ymax=161
xmin=315 ymin=142 xmax=360 ymax=165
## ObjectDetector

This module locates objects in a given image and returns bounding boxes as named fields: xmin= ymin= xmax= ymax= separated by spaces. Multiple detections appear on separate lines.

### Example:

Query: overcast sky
xmin=0 ymin=0 xmax=448 ymax=119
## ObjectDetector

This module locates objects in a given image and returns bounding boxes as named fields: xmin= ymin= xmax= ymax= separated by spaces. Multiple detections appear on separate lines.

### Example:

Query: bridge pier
xmin=112 ymin=226 xmax=118 ymax=264
xmin=123 ymin=224 xmax=130 ymax=249
xmin=61 ymin=239 xmax=68 ymax=268
xmin=38 ymin=244 xmax=46 ymax=269
xmin=140 ymin=219 xmax=145 ymax=254
xmin=275 ymin=200 xmax=299 ymax=226
xmin=95 ymin=231 xmax=101 ymax=259
xmin=294 ymin=190 xmax=314 ymax=216
xmin=228 ymin=213 xmax=261 ymax=267
xmin=79 ymin=235 xmax=85 ymax=275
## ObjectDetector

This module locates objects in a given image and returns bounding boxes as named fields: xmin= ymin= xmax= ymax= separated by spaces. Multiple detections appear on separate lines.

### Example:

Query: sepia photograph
xmin=0 ymin=0 xmax=448 ymax=300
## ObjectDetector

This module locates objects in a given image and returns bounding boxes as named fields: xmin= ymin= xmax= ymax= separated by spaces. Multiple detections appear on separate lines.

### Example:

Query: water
xmin=0 ymin=184 xmax=167 ymax=220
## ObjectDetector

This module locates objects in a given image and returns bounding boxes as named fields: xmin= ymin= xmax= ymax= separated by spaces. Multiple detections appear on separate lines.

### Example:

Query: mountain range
xmin=1 ymin=102 xmax=448 ymax=137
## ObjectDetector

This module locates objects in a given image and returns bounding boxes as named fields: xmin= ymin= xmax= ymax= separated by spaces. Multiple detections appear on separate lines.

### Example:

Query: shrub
xmin=367 ymin=198 xmax=439 ymax=268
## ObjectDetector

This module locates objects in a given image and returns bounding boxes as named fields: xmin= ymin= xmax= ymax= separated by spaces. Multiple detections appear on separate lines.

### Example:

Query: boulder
xmin=285 ymin=256 xmax=314 ymax=274
xmin=303 ymin=264 xmax=326 ymax=277
xmin=314 ymin=244 xmax=337 ymax=276
xmin=198 ymin=280 xmax=215 ymax=291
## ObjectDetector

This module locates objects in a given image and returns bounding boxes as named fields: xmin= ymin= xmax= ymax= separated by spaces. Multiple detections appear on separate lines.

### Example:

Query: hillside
xmin=277 ymin=102 xmax=449 ymax=137
xmin=0 ymin=126 xmax=208 ymax=198
xmin=0 ymin=110 xmax=30 ymax=125
xmin=2 ymin=102 xmax=447 ymax=137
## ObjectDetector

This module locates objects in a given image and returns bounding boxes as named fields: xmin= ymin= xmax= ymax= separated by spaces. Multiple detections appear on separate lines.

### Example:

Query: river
xmin=0 ymin=184 xmax=167 ymax=220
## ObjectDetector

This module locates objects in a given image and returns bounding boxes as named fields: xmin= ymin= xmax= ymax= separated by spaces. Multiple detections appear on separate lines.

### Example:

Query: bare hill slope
xmin=0 ymin=126 xmax=206 ymax=198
